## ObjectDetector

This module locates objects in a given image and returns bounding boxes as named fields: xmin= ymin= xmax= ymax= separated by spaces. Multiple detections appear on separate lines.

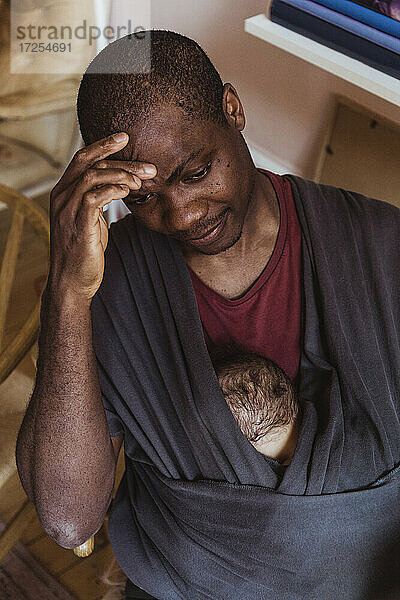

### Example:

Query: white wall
xmin=150 ymin=0 xmax=400 ymax=179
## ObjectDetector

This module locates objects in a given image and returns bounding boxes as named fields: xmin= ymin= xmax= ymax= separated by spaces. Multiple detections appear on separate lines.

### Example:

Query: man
xmin=16 ymin=30 xmax=400 ymax=600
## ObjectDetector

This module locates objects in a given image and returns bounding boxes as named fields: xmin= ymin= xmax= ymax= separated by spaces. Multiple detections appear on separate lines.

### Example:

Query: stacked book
xmin=267 ymin=0 xmax=400 ymax=79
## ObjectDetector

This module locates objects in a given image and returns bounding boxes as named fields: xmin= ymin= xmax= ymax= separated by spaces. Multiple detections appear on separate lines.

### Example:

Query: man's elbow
xmin=36 ymin=488 xmax=114 ymax=549
xmin=15 ymin=467 xmax=100 ymax=548
xmin=40 ymin=517 xmax=103 ymax=550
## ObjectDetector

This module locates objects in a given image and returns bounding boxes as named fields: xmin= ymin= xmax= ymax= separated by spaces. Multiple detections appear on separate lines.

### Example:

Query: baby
xmin=211 ymin=349 xmax=301 ymax=473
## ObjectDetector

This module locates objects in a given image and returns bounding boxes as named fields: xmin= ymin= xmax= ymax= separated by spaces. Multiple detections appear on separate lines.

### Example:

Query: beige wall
xmin=150 ymin=0 xmax=400 ymax=179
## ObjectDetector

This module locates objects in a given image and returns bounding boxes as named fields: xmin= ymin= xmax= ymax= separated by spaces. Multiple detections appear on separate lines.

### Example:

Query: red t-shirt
xmin=186 ymin=168 xmax=302 ymax=382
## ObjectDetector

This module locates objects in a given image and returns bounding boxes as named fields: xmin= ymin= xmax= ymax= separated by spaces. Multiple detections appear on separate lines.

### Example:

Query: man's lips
xmin=184 ymin=211 xmax=229 ymax=247
xmin=185 ymin=211 xmax=229 ymax=242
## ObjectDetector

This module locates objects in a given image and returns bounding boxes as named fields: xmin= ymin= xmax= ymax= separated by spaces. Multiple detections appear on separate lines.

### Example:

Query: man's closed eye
xmin=128 ymin=161 xmax=212 ymax=206
xmin=183 ymin=160 xmax=212 ymax=182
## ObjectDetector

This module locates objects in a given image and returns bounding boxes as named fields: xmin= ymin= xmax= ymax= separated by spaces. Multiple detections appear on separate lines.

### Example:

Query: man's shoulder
xmin=284 ymin=174 xmax=400 ymax=233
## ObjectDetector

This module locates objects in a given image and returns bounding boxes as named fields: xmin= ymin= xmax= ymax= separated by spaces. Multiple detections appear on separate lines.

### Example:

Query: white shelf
xmin=245 ymin=13 xmax=400 ymax=107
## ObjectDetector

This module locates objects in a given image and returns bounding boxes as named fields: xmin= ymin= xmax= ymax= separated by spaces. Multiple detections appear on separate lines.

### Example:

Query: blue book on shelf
xmin=270 ymin=0 xmax=400 ymax=79
xmin=282 ymin=0 xmax=400 ymax=52
xmin=314 ymin=0 xmax=400 ymax=37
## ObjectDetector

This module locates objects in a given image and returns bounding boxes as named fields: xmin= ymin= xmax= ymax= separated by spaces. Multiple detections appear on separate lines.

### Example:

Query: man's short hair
xmin=211 ymin=348 xmax=299 ymax=444
xmin=77 ymin=29 xmax=228 ymax=146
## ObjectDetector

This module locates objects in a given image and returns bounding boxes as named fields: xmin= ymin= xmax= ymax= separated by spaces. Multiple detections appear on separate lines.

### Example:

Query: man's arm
xmin=15 ymin=132 xmax=155 ymax=549
xmin=16 ymin=285 xmax=118 ymax=549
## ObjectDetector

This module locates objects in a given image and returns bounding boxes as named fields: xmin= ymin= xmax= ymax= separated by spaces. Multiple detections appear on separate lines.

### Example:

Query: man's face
xmin=114 ymin=102 xmax=255 ymax=256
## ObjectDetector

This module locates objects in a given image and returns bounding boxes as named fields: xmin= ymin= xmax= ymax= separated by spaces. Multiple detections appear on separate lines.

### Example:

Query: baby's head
xmin=212 ymin=349 xmax=300 ymax=465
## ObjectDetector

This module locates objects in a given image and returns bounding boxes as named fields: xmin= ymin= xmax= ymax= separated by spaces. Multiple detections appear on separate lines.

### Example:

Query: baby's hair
xmin=77 ymin=29 xmax=229 ymax=147
xmin=211 ymin=347 xmax=299 ymax=444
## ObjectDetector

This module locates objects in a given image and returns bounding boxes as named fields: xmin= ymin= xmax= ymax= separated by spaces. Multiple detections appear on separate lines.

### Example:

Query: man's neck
xmin=183 ymin=169 xmax=280 ymax=300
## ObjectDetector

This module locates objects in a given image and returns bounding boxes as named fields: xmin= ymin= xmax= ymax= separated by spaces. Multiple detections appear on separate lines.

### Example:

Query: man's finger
xmin=55 ymin=166 xmax=141 ymax=219
xmin=76 ymin=184 xmax=130 ymax=231
xmin=93 ymin=159 xmax=157 ymax=179
xmin=52 ymin=132 xmax=130 ymax=198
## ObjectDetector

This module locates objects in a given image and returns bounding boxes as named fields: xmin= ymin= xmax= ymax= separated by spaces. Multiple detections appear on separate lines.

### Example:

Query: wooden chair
xmin=0 ymin=184 xmax=50 ymax=381
xmin=0 ymin=184 xmax=49 ymax=563
xmin=0 ymin=0 xmax=96 ymax=194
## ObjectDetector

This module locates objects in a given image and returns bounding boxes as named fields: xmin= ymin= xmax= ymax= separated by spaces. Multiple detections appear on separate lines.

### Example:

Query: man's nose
xmin=164 ymin=195 xmax=209 ymax=234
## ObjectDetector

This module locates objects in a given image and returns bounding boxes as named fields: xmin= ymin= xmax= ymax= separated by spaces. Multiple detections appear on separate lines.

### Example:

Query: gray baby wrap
xmin=91 ymin=173 xmax=400 ymax=599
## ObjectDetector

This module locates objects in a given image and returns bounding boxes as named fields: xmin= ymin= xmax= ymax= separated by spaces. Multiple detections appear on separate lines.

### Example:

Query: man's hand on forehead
xmin=92 ymin=135 xmax=157 ymax=210
xmin=94 ymin=134 xmax=157 ymax=180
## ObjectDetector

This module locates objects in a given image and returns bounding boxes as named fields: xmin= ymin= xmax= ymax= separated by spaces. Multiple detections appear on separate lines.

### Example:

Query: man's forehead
xmin=127 ymin=105 xmax=197 ymax=148
xmin=121 ymin=127 xmax=213 ymax=171
xmin=110 ymin=102 xmax=219 ymax=166
xmin=130 ymin=127 xmax=195 ymax=162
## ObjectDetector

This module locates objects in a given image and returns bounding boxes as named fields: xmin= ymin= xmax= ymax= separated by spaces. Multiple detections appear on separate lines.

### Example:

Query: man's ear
xmin=222 ymin=83 xmax=245 ymax=131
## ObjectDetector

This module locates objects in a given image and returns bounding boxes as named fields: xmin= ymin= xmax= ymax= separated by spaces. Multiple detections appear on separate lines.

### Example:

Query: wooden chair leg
xmin=0 ymin=499 xmax=36 ymax=563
